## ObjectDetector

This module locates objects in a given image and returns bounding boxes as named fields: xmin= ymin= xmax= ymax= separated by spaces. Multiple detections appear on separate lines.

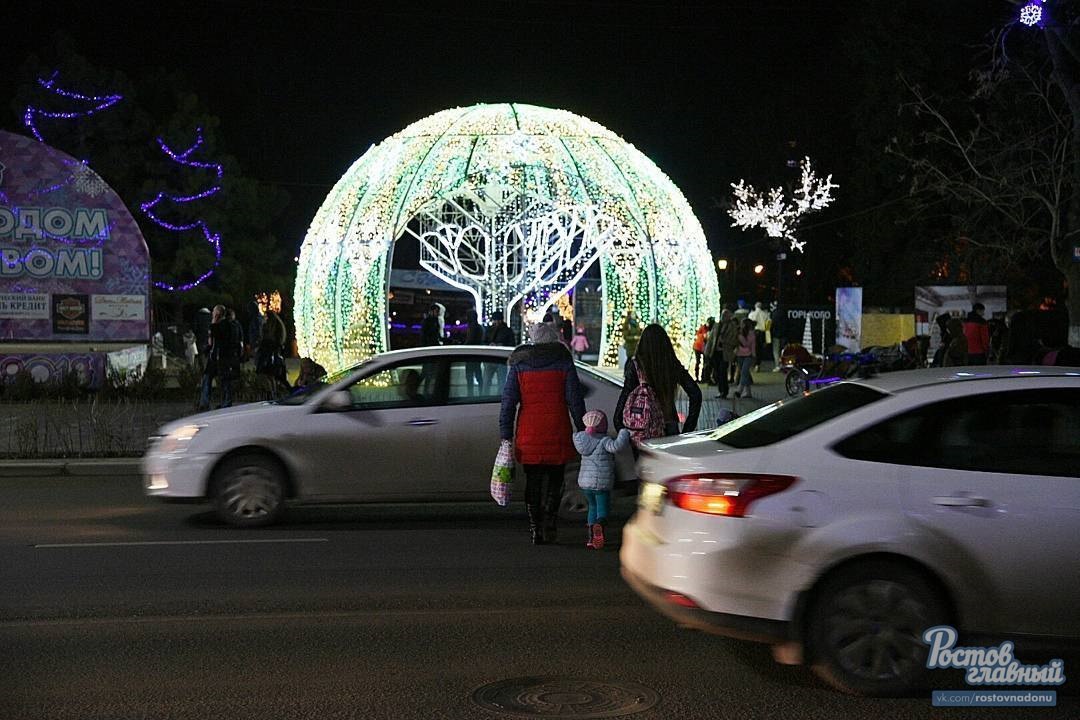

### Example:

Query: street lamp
xmin=716 ymin=258 xmax=733 ymax=306
xmin=753 ymin=264 xmax=765 ymax=275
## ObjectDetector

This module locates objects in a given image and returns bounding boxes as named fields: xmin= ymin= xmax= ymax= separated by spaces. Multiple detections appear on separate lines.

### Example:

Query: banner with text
xmin=0 ymin=130 xmax=150 ymax=342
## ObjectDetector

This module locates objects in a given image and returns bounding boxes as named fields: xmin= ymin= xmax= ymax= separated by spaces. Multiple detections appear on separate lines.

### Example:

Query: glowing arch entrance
xmin=295 ymin=103 xmax=719 ymax=372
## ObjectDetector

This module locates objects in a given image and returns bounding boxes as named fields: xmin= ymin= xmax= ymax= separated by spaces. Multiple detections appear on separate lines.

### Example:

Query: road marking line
xmin=0 ymin=605 xmax=650 ymax=628
xmin=33 ymin=538 xmax=330 ymax=548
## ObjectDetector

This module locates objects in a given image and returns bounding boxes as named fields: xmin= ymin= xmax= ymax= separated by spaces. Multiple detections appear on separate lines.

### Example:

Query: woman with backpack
xmin=614 ymin=323 xmax=702 ymax=441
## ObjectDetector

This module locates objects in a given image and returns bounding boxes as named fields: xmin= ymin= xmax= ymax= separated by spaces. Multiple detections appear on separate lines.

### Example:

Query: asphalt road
xmin=0 ymin=473 xmax=1075 ymax=720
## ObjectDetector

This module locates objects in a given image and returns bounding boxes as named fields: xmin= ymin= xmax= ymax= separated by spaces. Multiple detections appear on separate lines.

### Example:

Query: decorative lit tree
xmin=23 ymin=71 xmax=123 ymax=144
xmin=407 ymin=177 xmax=617 ymax=324
xmin=140 ymin=128 xmax=224 ymax=291
xmin=727 ymin=157 xmax=838 ymax=252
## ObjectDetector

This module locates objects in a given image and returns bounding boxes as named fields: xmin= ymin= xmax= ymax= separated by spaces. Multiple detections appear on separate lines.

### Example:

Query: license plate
xmin=638 ymin=482 xmax=665 ymax=514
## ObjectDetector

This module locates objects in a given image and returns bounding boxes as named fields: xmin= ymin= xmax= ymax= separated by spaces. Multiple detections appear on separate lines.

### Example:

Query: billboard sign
xmin=0 ymin=130 xmax=150 ymax=342
xmin=915 ymin=285 xmax=1007 ymax=359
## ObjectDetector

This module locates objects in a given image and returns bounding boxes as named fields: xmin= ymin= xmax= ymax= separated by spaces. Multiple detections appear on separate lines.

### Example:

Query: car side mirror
xmin=321 ymin=390 xmax=353 ymax=411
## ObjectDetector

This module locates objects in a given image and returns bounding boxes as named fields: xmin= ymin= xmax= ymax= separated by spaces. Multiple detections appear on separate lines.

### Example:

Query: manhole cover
xmin=472 ymin=677 xmax=659 ymax=718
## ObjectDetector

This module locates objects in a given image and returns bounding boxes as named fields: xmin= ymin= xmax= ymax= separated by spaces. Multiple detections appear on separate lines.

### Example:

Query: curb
xmin=0 ymin=458 xmax=142 ymax=477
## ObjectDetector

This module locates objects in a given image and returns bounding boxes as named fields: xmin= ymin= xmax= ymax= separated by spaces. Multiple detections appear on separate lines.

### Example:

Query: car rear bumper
xmin=621 ymin=565 xmax=789 ymax=643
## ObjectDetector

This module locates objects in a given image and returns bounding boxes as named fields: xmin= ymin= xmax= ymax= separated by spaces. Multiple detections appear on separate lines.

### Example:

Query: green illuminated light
xmin=296 ymin=103 xmax=719 ymax=371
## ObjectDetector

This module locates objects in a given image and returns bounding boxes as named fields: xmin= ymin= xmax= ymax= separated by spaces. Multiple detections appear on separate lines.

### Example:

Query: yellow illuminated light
xmin=679 ymin=494 xmax=734 ymax=516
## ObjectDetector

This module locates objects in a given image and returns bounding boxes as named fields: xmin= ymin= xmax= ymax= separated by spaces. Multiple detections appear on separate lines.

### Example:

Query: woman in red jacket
xmin=500 ymin=323 xmax=587 ymax=544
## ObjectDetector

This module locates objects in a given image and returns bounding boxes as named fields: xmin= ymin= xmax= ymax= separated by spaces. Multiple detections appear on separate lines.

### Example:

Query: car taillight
xmin=665 ymin=474 xmax=797 ymax=517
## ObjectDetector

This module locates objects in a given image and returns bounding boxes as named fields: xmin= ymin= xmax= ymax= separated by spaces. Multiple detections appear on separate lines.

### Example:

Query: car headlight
xmin=154 ymin=424 xmax=205 ymax=455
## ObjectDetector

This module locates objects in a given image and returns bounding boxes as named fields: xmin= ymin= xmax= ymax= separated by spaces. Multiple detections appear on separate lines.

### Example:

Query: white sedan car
xmin=620 ymin=366 xmax=1080 ymax=696
xmin=145 ymin=346 xmax=632 ymax=526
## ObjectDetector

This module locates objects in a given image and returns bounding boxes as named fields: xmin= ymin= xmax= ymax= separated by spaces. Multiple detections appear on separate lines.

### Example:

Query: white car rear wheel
xmin=213 ymin=453 xmax=286 ymax=527
xmin=808 ymin=563 xmax=947 ymax=696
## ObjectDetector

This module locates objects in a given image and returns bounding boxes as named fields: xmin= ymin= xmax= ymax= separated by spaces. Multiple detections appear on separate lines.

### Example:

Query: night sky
xmin=4 ymin=0 xmax=1006 ymax=271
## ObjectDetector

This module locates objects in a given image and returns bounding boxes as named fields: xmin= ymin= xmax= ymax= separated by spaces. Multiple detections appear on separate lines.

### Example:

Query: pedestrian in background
xmin=499 ymin=322 xmax=587 ymax=545
xmin=615 ymin=323 xmax=701 ymax=438
xmin=294 ymin=357 xmax=327 ymax=390
xmin=692 ymin=319 xmax=710 ymax=381
xmin=734 ymin=318 xmax=756 ymax=399
xmin=963 ymin=303 xmax=991 ymax=365
xmin=199 ymin=305 xmax=237 ymax=409
xmin=227 ymin=308 xmax=245 ymax=365
xmin=770 ymin=304 xmax=787 ymax=372
xmin=483 ymin=310 xmax=516 ymax=392
xmin=257 ymin=308 xmax=290 ymax=399
xmin=621 ymin=311 xmax=642 ymax=362
xmin=942 ymin=317 xmax=968 ymax=367
xmin=183 ymin=329 xmax=198 ymax=367
xmin=420 ymin=304 xmax=442 ymax=346
xmin=570 ymin=325 xmax=590 ymax=361
xmin=713 ymin=309 xmax=738 ymax=398
xmin=573 ymin=409 xmax=630 ymax=550
xmin=748 ymin=301 xmax=770 ymax=371
xmin=246 ymin=296 xmax=264 ymax=362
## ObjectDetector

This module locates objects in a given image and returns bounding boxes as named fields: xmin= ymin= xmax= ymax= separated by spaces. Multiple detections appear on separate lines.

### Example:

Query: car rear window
xmin=712 ymin=383 xmax=887 ymax=448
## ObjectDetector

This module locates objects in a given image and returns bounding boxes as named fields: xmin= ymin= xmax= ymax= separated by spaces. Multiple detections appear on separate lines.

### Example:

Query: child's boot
xmin=591 ymin=521 xmax=605 ymax=550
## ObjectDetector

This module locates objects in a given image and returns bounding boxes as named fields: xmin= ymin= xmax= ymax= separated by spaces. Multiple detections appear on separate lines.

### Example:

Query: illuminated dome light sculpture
xmin=295 ymin=103 xmax=719 ymax=372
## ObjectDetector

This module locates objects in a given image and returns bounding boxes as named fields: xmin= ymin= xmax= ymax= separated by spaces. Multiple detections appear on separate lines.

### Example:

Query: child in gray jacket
xmin=573 ymin=409 xmax=631 ymax=549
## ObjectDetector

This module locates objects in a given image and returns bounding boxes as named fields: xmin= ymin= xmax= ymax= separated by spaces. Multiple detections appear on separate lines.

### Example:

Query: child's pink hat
xmin=582 ymin=409 xmax=608 ymax=434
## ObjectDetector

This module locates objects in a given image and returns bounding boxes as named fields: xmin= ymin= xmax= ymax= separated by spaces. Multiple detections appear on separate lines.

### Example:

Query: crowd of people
xmin=191 ymin=297 xmax=324 ymax=411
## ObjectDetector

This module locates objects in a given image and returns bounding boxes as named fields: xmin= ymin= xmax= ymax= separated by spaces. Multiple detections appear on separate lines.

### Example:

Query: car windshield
xmin=272 ymin=359 xmax=373 ymax=406
xmin=711 ymin=382 xmax=887 ymax=448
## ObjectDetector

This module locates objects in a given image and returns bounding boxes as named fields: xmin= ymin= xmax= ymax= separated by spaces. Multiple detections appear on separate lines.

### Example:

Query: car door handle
xmin=932 ymin=495 xmax=990 ymax=508
xmin=406 ymin=418 xmax=439 ymax=426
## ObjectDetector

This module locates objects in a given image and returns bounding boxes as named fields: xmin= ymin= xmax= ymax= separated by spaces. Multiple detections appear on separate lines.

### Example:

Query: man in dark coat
xmin=199 ymin=305 xmax=237 ymax=409
xmin=484 ymin=310 xmax=516 ymax=346
xmin=420 ymin=304 xmax=442 ymax=346
xmin=500 ymin=322 xmax=587 ymax=545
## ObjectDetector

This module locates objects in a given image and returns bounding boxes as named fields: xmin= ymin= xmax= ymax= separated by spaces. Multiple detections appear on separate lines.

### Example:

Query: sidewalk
xmin=690 ymin=360 xmax=788 ymax=429
xmin=0 ymin=458 xmax=142 ymax=477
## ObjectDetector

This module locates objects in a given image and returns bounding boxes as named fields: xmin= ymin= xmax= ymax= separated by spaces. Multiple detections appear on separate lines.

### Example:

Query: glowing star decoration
xmin=140 ymin=128 xmax=224 ymax=291
xmin=728 ymin=157 xmax=837 ymax=252
xmin=295 ymin=103 xmax=719 ymax=372
xmin=23 ymin=72 xmax=124 ymax=144
xmin=1019 ymin=1 xmax=1045 ymax=27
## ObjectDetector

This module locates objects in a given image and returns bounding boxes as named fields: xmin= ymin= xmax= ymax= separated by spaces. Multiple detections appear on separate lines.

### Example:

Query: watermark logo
xmin=924 ymin=625 xmax=1066 ymax=686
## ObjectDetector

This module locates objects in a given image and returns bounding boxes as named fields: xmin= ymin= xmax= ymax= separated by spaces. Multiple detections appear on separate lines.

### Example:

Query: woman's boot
xmin=526 ymin=504 xmax=545 ymax=545
xmin=543 ymin=496 xmax=560 ymax=544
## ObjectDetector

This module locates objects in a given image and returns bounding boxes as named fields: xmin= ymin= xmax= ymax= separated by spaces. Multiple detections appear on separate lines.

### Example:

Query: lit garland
xmin=728 ymin=157 xmax=837 ymax=252
xmin=1019 ymin=1 xmax=1045 ymax=27
xmin=20 ymin=72 xmax=123 ymax=205
xmin=296 ymin=103 xmax=719 ymax=372
xmin=141 ymin=128 xmax=224 ymax=291
xmin=23 ymin=71 xmax=123 ymax=144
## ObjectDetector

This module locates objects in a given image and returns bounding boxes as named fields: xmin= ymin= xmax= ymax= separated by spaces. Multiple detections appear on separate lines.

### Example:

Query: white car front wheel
xmin=212 ymin=453 xmax=286 ymax=527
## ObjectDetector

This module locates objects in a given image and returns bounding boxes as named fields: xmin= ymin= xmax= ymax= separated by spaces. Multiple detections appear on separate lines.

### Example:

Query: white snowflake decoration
xmin=72 ymin=162 xmax=108 ymax=197
xmin=728 ymin=157 xmax=837 ymax=252
xmin=1019 ymin=2 xmax=1043 ymax=27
